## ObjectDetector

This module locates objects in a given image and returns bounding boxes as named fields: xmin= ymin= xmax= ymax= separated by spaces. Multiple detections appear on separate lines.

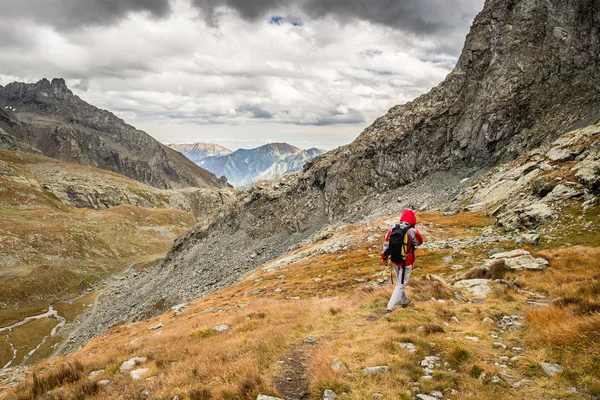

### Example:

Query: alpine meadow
xmin=1 ymin=0 xmax=600 ymax=399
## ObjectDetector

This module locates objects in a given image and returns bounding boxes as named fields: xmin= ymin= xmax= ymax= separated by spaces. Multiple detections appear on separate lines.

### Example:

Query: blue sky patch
xmin=269 ymin=16 xmax=283 ymax=25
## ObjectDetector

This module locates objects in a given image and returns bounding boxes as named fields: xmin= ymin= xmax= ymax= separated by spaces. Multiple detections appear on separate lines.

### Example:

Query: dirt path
xmin=273 ymin=344 xmax=317 ymax=400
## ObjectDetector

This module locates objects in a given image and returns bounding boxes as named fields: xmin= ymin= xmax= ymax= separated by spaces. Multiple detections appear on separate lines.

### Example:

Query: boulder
xmin=541 ymin=362 xmax=564 ymax=377
xmin=574 ymin=160 xmax=600 ymax=192
xmin=398 ymin=342 xmax=417 ymax=353
xmin=453 ymin=279 xmax=491 ymax=298
xmin=130 ymin=368 xmax=149 ymax=380
xmin=545 ymin=183 xmax=583 ymax=201
xmin=88 ymin=370 xmax=104 ymax=380
xmin=257 ymin=396 xmax=283 ymax=400
xmin=531 ymin=179 xmax=556 ymax=198
xmin=323 ymin=389 xmax=337 ymax=400
xmin=215 ymin=325 xmax=230 ymax=333
xmin=149 ymin=322 xmax=163 ymax=331
xmin=362 ymin=366 xmax=391 ymax=376
xmin=331 ymin=359 xmax=349 ymax=373
xmin=515 ymin=234 xmax=540 ymax=245
xmin=119 ymin=357 xmax=148 ymax=373
xmin=489 ymin=249 xmax=549 ymax=270
xmin=518 ymin=203 xmax=555 ymax=227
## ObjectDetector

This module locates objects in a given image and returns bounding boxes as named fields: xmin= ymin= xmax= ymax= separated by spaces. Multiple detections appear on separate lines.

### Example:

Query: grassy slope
xmin=0 ymin=151 xmax=198 ymax=369
xmin=6 ymin=205 xmax=599 ymax=399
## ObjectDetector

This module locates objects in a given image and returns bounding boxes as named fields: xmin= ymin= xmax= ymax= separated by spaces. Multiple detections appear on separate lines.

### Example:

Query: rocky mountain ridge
xmin=55 ymin=0 xmax=600 ymax=352
xmin=0 ymin=78 xmax=229 ymax=190
xmin=167 ymin=142 xmax=232 ymax=164
xmin=255 ymin=148 xmax=326 ymax=183
xmin=199 ymin=143 xmax=324 ymax=188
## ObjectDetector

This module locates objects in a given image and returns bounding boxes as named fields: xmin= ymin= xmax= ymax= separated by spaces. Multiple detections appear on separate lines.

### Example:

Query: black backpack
xmin=384 ymin=224 xmax=414 ymax=265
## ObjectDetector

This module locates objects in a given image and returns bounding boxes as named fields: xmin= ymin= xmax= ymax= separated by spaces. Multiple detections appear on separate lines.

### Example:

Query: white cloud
xmin=0 ymin=0 xmax=483 ymax=150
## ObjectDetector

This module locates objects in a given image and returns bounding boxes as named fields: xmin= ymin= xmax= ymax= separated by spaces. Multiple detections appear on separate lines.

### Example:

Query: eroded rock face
xmin=0 ymin=78 xmax=229 ymax=190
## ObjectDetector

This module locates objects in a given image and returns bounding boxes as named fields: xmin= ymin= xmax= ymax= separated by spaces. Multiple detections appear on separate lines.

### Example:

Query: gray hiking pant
xmin=387 ymin=264 xmax=412 ymax=311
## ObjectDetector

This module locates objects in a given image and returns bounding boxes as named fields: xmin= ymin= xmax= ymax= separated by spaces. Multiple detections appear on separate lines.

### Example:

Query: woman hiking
xmin=381 ymin=208 xmax=424 ymax=312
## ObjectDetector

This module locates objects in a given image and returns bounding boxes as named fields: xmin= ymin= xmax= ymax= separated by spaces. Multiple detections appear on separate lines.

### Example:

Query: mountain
xmin=0 ymin=78 xmax=229 ymax=190
xmin=46 ymin=0 xmax=600 ymax=359
xmin=255 ymin=148 xmax=326 ymax=182
xmin=167 ymin=142 xmax=232 ymax=164
xmin=200 ymin=143 xmax=318 ymax=188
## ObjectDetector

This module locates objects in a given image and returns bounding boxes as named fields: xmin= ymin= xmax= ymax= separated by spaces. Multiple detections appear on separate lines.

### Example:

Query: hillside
xmin=0 ymin=79 xmax=229 ymax=190
xmin=4 ymin=122 xmax=599 ymax=398
xmin=0 ymin=149 xmax=236 ymax=372
xmin=61 ymin=0 xmax=600 ymax=342
xmin=200 ymin=143 xmax=324 ymax=188
xmin=167 ymin=143 xmax=232 ymax=164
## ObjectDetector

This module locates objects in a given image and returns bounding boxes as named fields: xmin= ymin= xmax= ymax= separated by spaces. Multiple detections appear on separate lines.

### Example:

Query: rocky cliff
xmin=65 ymin=0 xmax=600 ymax=347
xmin=0 ymin=79 xmax=229 ymax=190
xmin=167 ymin=142 xmax=232 ymax=164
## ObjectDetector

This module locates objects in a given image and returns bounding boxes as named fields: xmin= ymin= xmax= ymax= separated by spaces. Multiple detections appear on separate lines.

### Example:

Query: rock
xmin=454 ymin=279 xmax=491 ymax=298
xmin=531 ymin=179 xmax=557 ymax=198
xmin=416 ymin=395 xmax=438 ymax=400
xmin=574 ymin=160 xmax=600 ymax=191
xmin=323 ymin=389 xmax=337 ymax=400
xmin=257 ymin=396 xmax=283 ymax=400
xmin=545 ymin=183 xmax=583 ymax=201
xmin=372 ymin=393 xmax=384 ymax=398
xmin=443 ymin=256 xmax=453 ymax=264
xmin=489 ymin=248 xmax=506 ymax=256
xmin=398 ymin=342 xmax=417 ymax=353
xmin=541 ymin=362 xmax=564 ymax=377
xmin=303 ymin=337 xmax=317 ymax=344
xmin=515 ymin=234 xmax=540 ymax=245
xmin=430 ymin=391 xmax=444 ymax=399
xmin=88 ymin=370 xmax=104 ymax=379
xmin=451 ymin=316 xmax=460 ymax=323
xmin=331 ymin=359 xmax=349 ymax=373
xmin=518 ymin=203 xmax=555 ymax=227
xmin=362 ymin=366 xmax=391 ymax=376
xmin=465 ymin=336 xmax=479 ymax=341
xmin=491 ymin=375 xmax=505 ymax=385
xmin=171 ymin=303 xmax=187 ymax=314
xmin=482 ymin=317 xmax=494 ymax=323
xmin=97 ymin=379 xmax=110 ymax=386
xmin=120 ymin=357 xmax=148 ymax=373
xmin=493 ymin=342 xmax=507 ymax=350
xmin=489 ymin=250 xmax=549 ymax=270
xmin=490 ymin=249 xmax=530 ymax=259
xmin=130 ymin=368 xmax=149 ymax=380
xmin=450 ymin=264 xmax=465 ymax=270
xmin=149 ymin=322 xmax=164 ymax=330
xmin=215 ymin=325 xmax=230 ymax=333
xmin=141 ymin=389 xmax=151 ymax=397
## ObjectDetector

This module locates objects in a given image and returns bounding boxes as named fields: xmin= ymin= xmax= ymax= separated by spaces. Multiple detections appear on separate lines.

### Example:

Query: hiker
xmin=381 ymin=208 xmax=423 ymax=311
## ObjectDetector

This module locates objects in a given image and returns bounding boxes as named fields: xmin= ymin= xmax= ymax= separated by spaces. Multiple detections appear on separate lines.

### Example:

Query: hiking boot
xmin=402 ymin=300 xmax=411 ymax=308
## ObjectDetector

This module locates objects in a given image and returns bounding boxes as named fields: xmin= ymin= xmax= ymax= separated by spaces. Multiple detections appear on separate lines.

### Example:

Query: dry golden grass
xmin=4 ymin=210 xmax=599 ymax=399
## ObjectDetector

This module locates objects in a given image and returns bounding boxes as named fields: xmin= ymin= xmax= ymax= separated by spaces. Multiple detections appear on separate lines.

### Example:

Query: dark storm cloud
xmin=192 ymin=0 xmax=481 ymax=36
xmin=1 ymin=0 xmax=171 ymax=30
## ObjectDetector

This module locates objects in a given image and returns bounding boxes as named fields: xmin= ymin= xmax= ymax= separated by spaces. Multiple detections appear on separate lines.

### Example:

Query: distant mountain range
xmin=167 ymin=143 xmax=232 ymax=164
xmin=174 ymin=142 xmax=326 ymax=188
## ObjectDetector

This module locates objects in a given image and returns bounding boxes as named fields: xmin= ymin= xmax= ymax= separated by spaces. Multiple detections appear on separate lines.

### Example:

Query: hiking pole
xmin=387 ymin=258 xmax=394 ymax=285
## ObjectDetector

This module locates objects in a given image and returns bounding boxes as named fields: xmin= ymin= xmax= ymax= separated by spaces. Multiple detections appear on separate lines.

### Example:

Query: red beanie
xmin=400 ymin=208 xmax=417 ymax=226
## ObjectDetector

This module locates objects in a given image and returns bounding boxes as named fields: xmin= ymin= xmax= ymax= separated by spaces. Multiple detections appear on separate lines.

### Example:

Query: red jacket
xmin=382 ymin=209 xmax=424 ymax=266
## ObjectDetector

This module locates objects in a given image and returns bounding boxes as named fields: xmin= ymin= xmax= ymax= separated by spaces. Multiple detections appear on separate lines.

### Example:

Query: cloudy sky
xmin=0 ymin=0 xmax=483 ymax=150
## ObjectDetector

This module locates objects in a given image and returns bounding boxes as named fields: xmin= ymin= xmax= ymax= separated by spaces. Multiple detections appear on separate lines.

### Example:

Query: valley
xmin=0 ymin=149 xmax=235 ymax=374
